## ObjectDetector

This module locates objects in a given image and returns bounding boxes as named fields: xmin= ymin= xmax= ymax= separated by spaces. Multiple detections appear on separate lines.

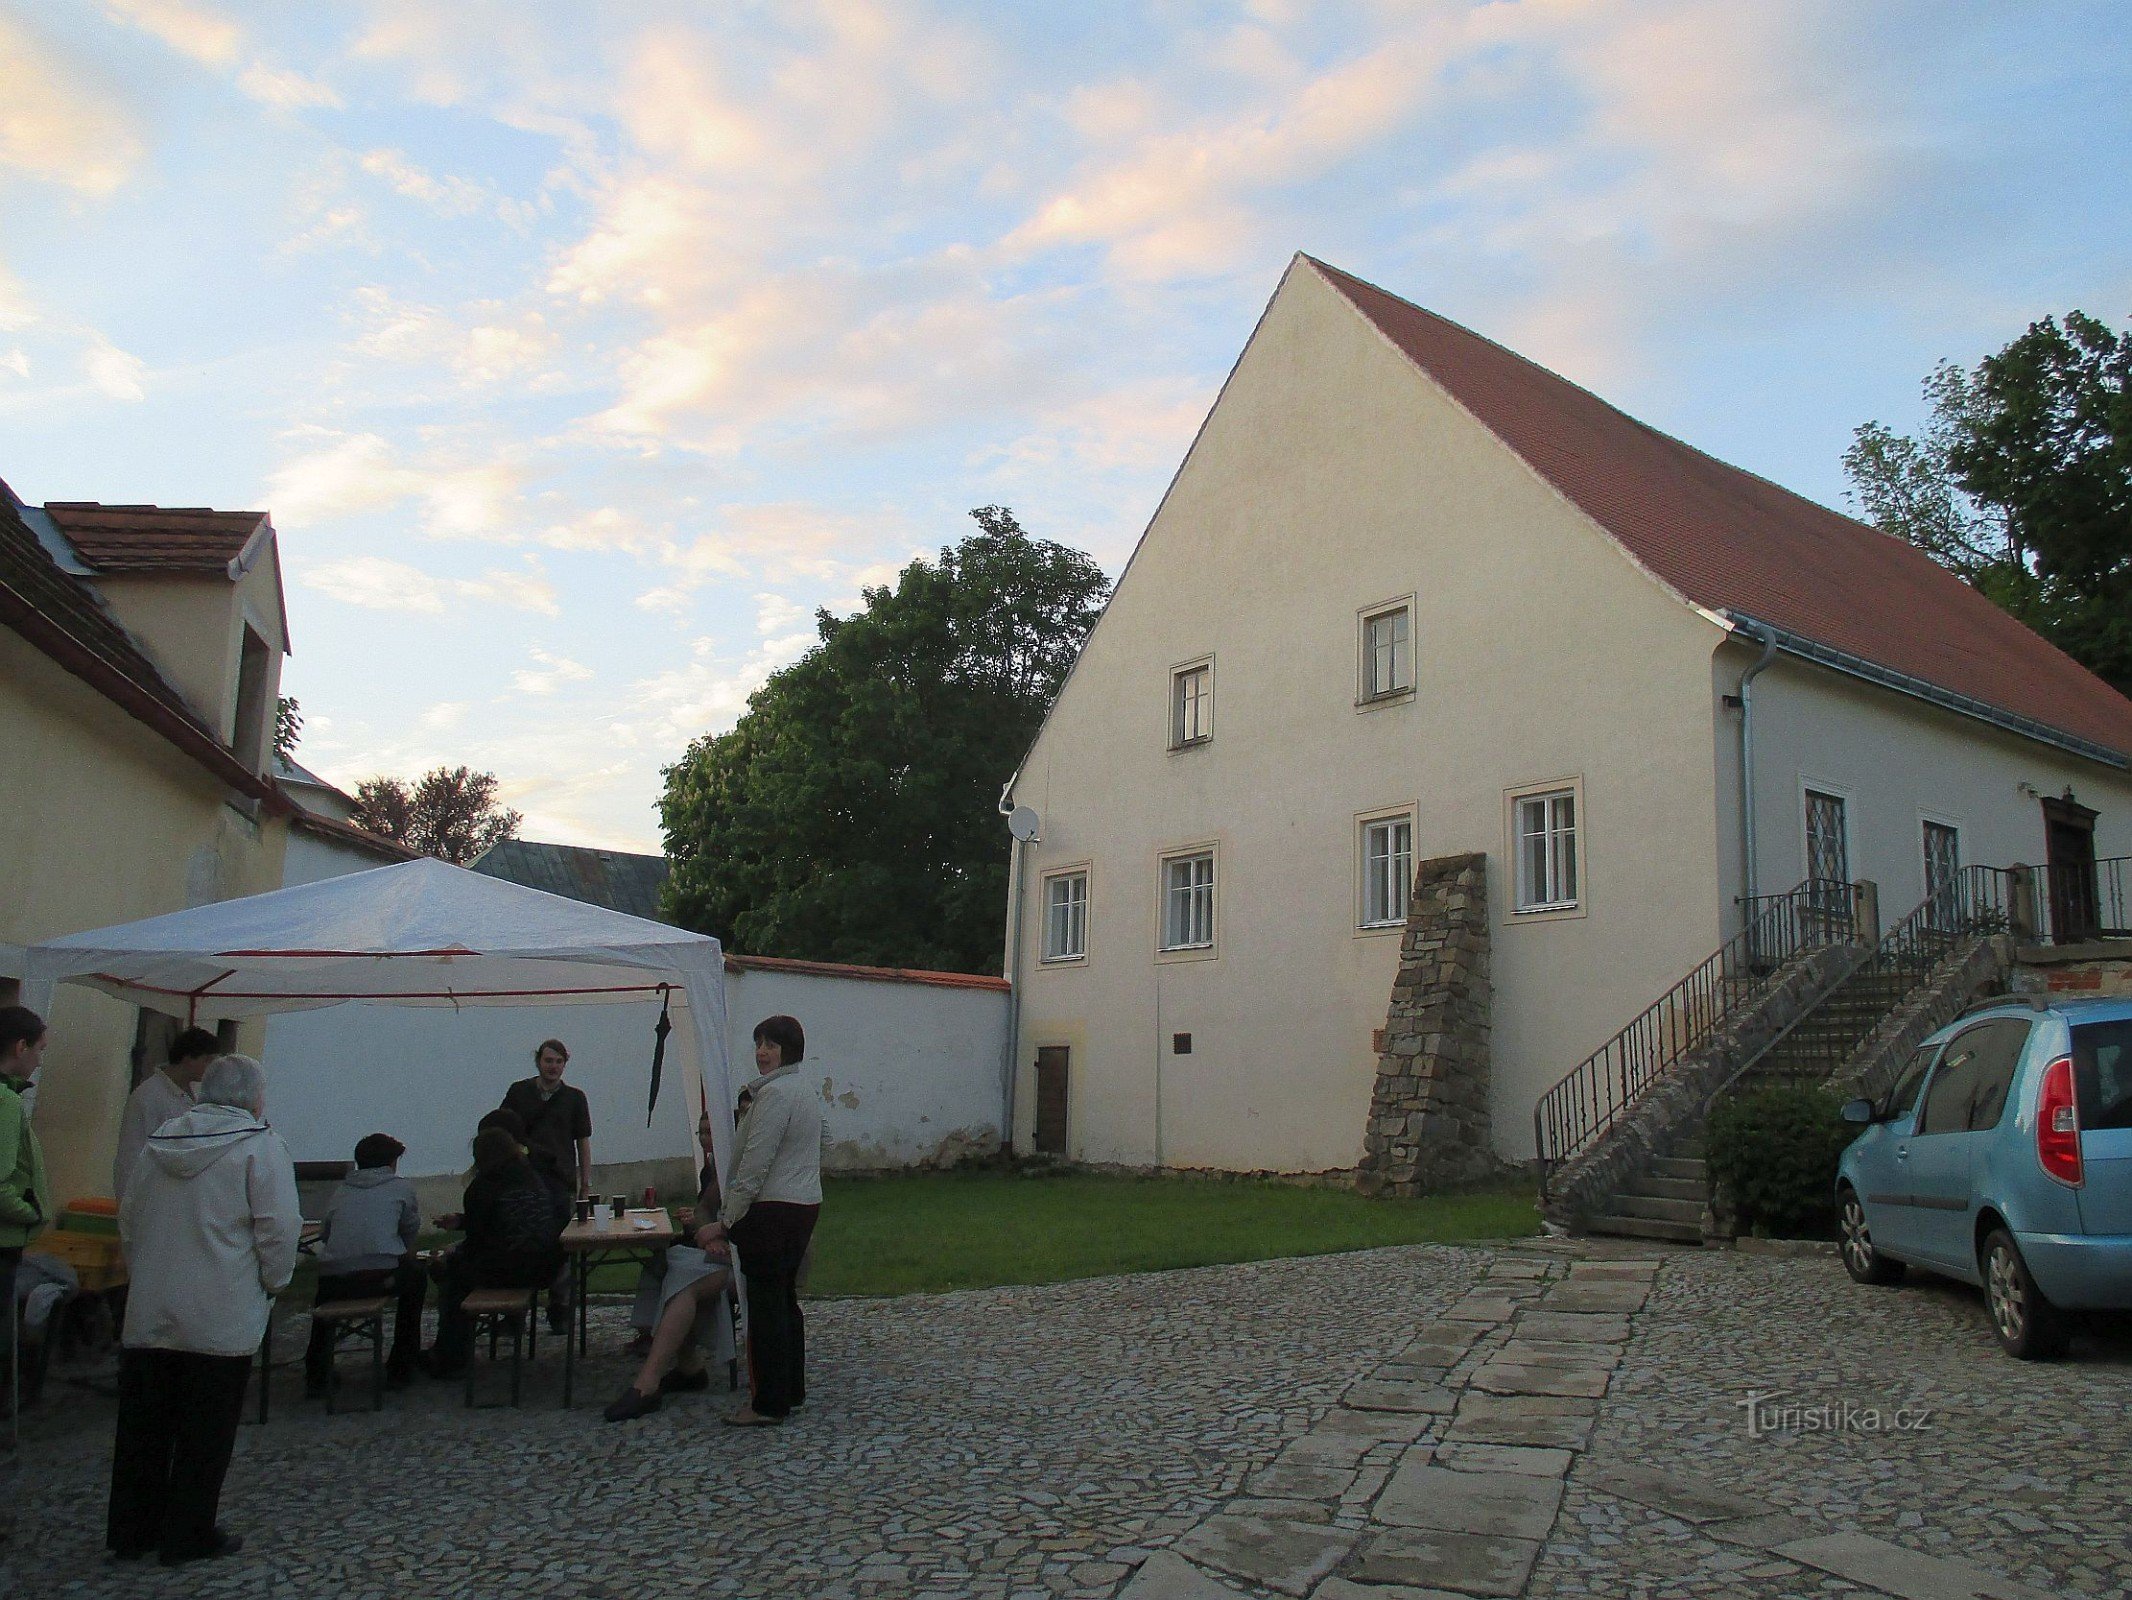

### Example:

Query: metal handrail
xmin=1713 ymin=864 xmax=2019 ymax=1111
xmin=1533 ymin=877 xmax=1858 ymax=1188
xmin=2030 ymin=855 xmax=2132 ymax=944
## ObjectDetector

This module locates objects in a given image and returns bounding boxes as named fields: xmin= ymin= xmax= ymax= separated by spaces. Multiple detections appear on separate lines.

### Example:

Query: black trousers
xmin=731 ymin=1201 xmax=818 ymax=1418
xmin=106 ymin=1346 xmax=253 ymax=1558
xmin=1 ymin=1246 xmax=19 ymax=1405
xmin=305 ymin=1262 xmax=427 ymax=1382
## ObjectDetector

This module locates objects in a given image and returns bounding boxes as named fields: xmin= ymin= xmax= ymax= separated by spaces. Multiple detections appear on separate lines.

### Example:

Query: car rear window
xmin=2069 ymin=1020 xmax=2132 ymax=1131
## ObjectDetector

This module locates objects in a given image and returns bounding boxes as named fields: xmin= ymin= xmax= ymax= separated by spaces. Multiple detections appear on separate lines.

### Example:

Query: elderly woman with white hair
xmin=107 ymin=1053 xmax=299 ymax=1567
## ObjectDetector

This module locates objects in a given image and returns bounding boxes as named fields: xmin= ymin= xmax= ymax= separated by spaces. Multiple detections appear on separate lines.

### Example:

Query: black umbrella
xmin=646 ymin=985 xmax=672 ymax=1127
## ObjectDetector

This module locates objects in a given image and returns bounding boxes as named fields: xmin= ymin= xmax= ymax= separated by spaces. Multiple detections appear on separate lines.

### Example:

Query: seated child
xmin=307 ymin=1133 xmax=425 ymax=1392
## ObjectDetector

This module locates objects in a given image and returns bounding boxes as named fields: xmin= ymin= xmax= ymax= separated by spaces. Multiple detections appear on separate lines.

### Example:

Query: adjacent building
xmin=999 ymin=256 xmax=2132 ymax=1176
xmin=0 ymin=486 xmax=292 ymax=1200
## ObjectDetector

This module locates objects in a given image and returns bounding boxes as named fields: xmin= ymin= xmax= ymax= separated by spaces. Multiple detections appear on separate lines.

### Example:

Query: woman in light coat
xmin=108 ymin=1054 xmax=299 ymax=1567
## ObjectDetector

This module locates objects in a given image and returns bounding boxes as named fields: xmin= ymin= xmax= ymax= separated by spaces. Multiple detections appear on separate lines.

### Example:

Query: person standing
xmin=698 ymin=1014 xmax=821 ymax=1427
xmin=498 ymin=1039 xmax=591 ymax=1334
xmin=113 ymin=1026 xmax=218 ymax=1202
xmin=108 ymin=1055 xmax=300 ymax=1566
xmin=1 ymin=1006 xmax=53 ymax=1414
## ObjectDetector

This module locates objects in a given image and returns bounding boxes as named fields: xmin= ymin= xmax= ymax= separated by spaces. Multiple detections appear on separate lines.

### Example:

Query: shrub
xmin=1706 ymin=1083 xmax=1855 ymax=1238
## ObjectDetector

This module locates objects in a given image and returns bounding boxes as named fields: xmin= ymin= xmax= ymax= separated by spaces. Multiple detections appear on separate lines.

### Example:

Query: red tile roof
xmin=46 ymin=502 xmax=267 ymax=573
xmin=1309 ymin=258 xmax=2132 ymax=762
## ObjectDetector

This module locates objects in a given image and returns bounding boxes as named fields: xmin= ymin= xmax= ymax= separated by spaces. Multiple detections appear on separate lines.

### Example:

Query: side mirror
xmin=1840 ymin=1097 xmax=1876 ymax=1125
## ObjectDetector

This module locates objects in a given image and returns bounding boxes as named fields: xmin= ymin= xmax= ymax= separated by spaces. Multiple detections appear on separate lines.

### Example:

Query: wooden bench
xmin=460 ymin=1288 xmax=538 ymax=1409
xmin=310 ymin=1296 xmax=392 ymax=1414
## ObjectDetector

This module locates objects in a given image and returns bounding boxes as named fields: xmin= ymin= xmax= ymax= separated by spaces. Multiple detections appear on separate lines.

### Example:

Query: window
xmin=1360 ymin=602 xmax=1413 ymax=701
xmin=1916 ymin=1020 xmax=2030 ymax=1134
xmin=1170 ymin=661 xmax=1212 ymax=748
xmin=1042 ymin=870 xmax=1088 ymax=962
xmin=1514 ymin=789 xmax=1579 ymax=912
xmin=1361 ymin=814 xmax=1414 ymax=928
xmin=231 ymin=623 xmax=273 ymax=774
xmin=1161 ymin=850 xmax=1216 ymax=950
xmin=1882 ymin=1045 xmax=1938 ymax=1121
xmin=2071 ymin=1019 xmax=2132 ymax=1132
xmin=1922 ymin=820 xmax=1961 ymax=929
xmin=1805 ymin=789 xmax=1849 ymax=887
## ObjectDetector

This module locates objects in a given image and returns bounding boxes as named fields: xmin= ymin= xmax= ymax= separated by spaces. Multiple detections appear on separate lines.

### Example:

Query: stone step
xmin=1585 ymin=1212 xmax=1702 ymax=1244
xmin=1651 ymin=1156 xmax=1705 ymax=1181
xmin=1607 ymin=1193 xmax=1703 ymax=1224
xmin=1619 ymin=1174 xmax=1705 ymax=1203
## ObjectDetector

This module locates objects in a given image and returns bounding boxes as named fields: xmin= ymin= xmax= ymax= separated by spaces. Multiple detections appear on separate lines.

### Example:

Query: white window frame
xmin=1040 ymin=865 xmax=1091 ymax=964
xmin=1356 ymin=805 xmax=1417 ymax=932
xmin=1506 ymin=778 xmax=1584 ymax=919
xmin=1157 ymin=843 xmax=1219 ymax=958
xmin=1357 ymin=596 xmax=1416 ymax=706
xmin=1169 ymin=656 xmax=1214 ymax=750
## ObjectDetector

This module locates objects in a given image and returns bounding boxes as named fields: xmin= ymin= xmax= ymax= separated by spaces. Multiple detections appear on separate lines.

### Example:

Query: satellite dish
xmin=1007 ymin=805 xmax=1042 ymax=843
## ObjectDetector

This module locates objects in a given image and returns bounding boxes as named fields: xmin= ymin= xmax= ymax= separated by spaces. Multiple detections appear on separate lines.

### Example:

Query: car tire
xmin=1839 ymin=1187 xmax=1904 ymax=1286
xmin=1980 ymin=1227 xmax=2071 ymax=1360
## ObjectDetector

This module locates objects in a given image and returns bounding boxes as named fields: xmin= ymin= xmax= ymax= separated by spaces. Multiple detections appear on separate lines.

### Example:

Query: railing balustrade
xmin=2028 ymin=856 xmax=2132 ymax=945
xmin=1533 ymin=878 xmax=1858 ymax=1192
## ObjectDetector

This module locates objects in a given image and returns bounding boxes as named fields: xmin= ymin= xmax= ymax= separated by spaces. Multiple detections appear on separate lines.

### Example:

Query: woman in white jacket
xmin=107 ymin=1054 xmax=299 ymax=1567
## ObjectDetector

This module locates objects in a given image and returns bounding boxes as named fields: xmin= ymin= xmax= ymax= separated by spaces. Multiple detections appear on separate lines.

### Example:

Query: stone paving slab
xmin=1343 ymin=1381 xmax=1458 ymax=1415
xmin=1374 ymin=1459 xmax=1564 ymax=1541
xmin=1444 ymin=1394 xmax=1596 ymax=1451
xmin=1772 ymin=1531 xmax=2061 ymax=1600
xmin=1248 ymin=1463 xmax=1357 ymax=1501
xmin=1311 ymin=1579 xmax=1471 ymax=1600
xmin=1470 ymin=1362 xmax=1610 ymax=1399
xmin=1352 ymin=1526 xmax=1544 ymax=1598
xmin=1703 ymin=1512 xmax=1818 ymax=1549
xmin=1119 ymin=1551 xmax=1253 ymax=1599
xmin=1171 ymin=1514 xmax=1357 ymax=1598
xmin=1511 ymin=1312 xmax=1631 ymax=1343
xmin=1535 ymin=1284 xmax=1648 ymax=1315
xmin=1433 ymin=1442 xmax=1574 ymax=1478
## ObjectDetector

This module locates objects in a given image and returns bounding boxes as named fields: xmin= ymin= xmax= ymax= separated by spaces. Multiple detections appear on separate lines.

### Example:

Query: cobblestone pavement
xmin=4 ymin=1240 xmax=2125 ymax=1599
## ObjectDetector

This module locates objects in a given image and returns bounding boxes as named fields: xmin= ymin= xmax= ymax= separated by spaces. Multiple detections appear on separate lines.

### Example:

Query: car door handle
xmin=1894 ymin=1145 xmax=1910 ymax=1160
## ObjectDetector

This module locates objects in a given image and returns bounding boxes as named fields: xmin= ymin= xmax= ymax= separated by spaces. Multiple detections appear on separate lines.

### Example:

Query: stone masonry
xmin=1358 ymin=852 xmax=1501 ymax=1195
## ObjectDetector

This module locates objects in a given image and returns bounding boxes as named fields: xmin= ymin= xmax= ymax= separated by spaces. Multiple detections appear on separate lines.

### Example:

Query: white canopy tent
xmin=21 ymin=857 xmax=736 ymax=1179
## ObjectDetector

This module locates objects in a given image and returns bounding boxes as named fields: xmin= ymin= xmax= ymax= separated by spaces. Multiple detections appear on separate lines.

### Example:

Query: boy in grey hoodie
xmin=306 ymin=1133 xmax=425 ymax=1391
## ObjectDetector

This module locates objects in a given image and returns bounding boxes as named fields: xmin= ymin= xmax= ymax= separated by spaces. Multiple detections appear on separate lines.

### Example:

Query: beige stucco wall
xmin=1006 ymin=260 xmax=1729 ymax=1172
xmin=1724 ymin=645 xmax=2132 ymax=919
xmin=0 ymin=631 xmax=285 ymax=1202
xmin=95 ymin=548 xmax=285 ymax=760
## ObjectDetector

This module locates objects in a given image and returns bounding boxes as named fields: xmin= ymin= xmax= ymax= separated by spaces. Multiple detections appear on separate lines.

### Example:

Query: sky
xmin=2 ymin=1 xmax=2128 ymax=851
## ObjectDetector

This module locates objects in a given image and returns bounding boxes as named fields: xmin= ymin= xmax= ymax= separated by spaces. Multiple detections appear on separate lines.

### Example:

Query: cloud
xmin=97 ymin=0 xmax=240 ymax=66
xmin=348 ymin=286 xmax=557 ymax=387
xmin=80 ymin=338 xmax=148 ymax=401
xmin=512 ymin=648 xmax=594 ymax=695
xmin=0 ymin=16 xmax=143 ymax=194
xmin=302 ymin=554 xmax=559 ymax=616
xmin=239 ymin=63 xmax=343 ymax=110
xmin=360 ymin=148 xmax=492 ymax=217
xmin=263 ymin=431 xmax=525 ymax=540
xmin=633 ymin=501 xmax=921 ymax=612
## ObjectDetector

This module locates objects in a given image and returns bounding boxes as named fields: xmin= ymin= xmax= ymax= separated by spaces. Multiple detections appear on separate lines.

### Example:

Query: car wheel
xmin=1981 ymin=1228 xmax=2071 ymax=1360
xmin=1839 ymin=1187 xmax=1904 ymax=1285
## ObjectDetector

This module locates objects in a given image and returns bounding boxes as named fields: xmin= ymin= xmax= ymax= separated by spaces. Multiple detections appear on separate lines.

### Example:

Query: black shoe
xmin=603 ymin=1387 xmax=662 ymax=1422
xmin=160 ymin=1531 xmax=243 ymax=1566
xmin=303 ymin=1372 xmax=339 ymax=1399
xmin=658 ymin=1367 xmax=710 ymax=1394
xmin=547 ymin=1309 xmax=572 ymax=1337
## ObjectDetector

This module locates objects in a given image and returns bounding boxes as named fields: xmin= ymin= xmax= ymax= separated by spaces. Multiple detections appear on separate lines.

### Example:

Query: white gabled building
xmin=998 ymin=255 xmax=2132 ymax=1180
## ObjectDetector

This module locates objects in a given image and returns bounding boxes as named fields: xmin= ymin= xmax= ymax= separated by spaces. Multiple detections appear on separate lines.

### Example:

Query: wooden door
xmin=2043 ymin=797 xmax=2098 ymax=943
xmin=1033 ymin=1046 xmax=1069 ymax=1155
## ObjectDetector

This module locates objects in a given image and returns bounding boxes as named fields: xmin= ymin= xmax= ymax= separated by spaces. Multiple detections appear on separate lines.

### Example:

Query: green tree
xmin=351 ymin=765 xmax=523 ymax=865
xmin=658 ymin=507 xmax=1109 ymax=973
xmin=1844 ymin=312 xmax=2132 ymax=689
xmin=274 ymin=695 xmax=303 ymax=763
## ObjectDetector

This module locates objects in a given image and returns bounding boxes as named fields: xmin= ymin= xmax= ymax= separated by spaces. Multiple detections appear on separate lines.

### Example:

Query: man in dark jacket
xmin=425 ymin=1127 xmax=569 ymax=1377
xmin=497 ymin=1039 xmax=590 ymax=1333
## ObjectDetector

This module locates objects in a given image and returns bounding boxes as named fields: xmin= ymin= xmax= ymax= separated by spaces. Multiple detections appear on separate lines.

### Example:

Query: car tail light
xmin=2036 ymin=1055 xmax=2083 ymax=1188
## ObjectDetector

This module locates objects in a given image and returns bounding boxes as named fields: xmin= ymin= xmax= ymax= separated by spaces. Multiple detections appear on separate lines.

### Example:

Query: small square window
xmin=1170 ymin=661 xmax=1212 ymax=748
xmin=1360 ymin=815 xmax=1414 ymax=927
xmin=1514 ymin=789 xmax=1579 ymax=912
xmin=1161 ymin=850 xmax=1216 ymax=950
xmin=1360 ymin=603 xmax=1413 ymax=700
xmin=1042 ymin=870 xmax=1088 ymax=961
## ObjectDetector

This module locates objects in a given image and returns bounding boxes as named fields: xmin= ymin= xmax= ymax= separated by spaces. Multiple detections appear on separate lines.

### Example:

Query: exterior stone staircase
xmin=1584 ymin=1137 xmax=1706 ymax=1244
xmin=1738 ymin=965 xmax=1917 ymax=1088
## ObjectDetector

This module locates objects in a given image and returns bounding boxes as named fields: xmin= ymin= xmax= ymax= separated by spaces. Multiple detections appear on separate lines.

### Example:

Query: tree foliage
xmin=1844 ymin=311 xmax=2132 ymax=689
xmin=658 ymin=507 xmax=1110 ymax=974
xmin=351 ymin=765 xmax=523 ymax=865
xmin=274 ymin=695 xmax=303 ymax=763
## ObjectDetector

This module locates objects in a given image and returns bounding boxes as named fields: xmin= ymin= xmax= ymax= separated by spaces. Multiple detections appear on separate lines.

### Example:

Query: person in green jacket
xmin=2 ymin=1004 xmax=54 ymax=1396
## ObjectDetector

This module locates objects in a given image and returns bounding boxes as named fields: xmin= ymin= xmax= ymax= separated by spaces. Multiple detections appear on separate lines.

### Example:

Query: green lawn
xmin=801 ymin=1170 xmax=1540 ymax=1298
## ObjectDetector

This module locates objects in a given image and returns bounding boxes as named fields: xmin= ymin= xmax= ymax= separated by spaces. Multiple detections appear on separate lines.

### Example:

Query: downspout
xmin=997 ymin=779 xmax=1026 ymax=1154
xmin=1734 ymin=620 xmax=1780 ymax=926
